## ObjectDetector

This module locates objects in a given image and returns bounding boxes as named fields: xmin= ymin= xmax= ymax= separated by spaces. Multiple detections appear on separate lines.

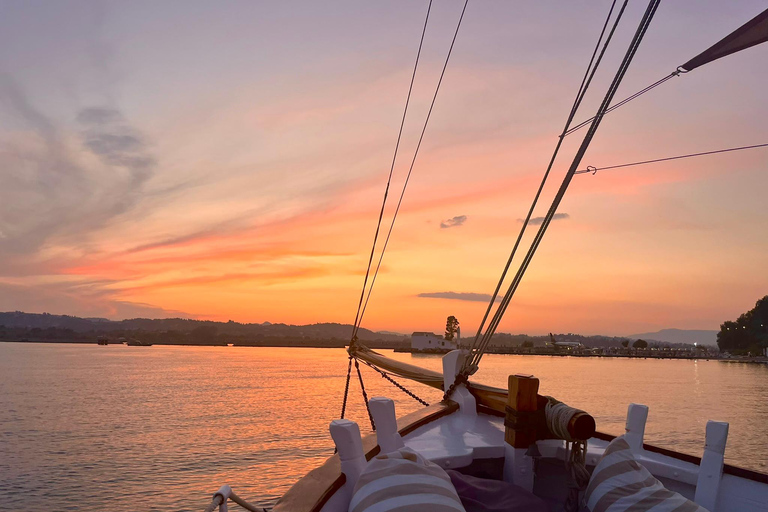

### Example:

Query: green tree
xmin=717 ymin=295 xmax=768 ymax=354
xmin=521 ymin=340 xmax=534 ymax=348
xmin=621 ymin=339 xmax=629 ymax=348
xmin=444 ymin=316 xmax=460 ymax=341
xmin=633 ymin=339 xmax=648 ymax=349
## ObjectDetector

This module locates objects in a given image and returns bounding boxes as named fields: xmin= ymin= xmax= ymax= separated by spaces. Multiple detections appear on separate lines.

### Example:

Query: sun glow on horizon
xmin=1 ymin=1 xmax=766 ymax=335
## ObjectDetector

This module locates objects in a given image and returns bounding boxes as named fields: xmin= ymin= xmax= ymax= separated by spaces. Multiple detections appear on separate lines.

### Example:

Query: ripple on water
xmin=0 ymin=344 xmax=766 ymax=510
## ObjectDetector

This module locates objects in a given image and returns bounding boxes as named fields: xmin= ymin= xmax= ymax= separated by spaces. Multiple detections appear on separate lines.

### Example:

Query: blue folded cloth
xmin=447 ymin=470 xmax=549 ymax=512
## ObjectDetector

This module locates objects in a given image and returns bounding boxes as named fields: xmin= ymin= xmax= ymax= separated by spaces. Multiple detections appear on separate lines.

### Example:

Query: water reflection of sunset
xmin=3 ymin=344 xmax=766 ymax=510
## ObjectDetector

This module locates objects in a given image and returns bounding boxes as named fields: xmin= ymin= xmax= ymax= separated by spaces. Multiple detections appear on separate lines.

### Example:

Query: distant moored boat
xmin=126 ymin=339 xmax=152 ymax=347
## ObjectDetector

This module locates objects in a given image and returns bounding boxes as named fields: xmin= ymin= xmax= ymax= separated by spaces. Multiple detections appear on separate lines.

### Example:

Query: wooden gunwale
xmin=272 ymin=400 xmax=459 ymax=512
xmin=471 ymin=386 xmax=768 ymax=484
xmin=274 ymin=354 xmax=766 ymax=512
xmin=591 ymin=431 xmax=768 ymax=485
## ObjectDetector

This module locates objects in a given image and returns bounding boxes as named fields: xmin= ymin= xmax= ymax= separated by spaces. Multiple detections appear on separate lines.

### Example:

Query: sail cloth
xmin=680 ymin=8 xmax=768 ymax=71
xmin=351 ymin=344 xmax=445 ymax=390
xmin=350 ymin=344 xmax=509 ymax=407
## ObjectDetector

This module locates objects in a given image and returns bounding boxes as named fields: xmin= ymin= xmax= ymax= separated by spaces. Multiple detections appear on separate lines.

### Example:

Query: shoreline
xmin=3 ymin=339 xmax=766 ymax=364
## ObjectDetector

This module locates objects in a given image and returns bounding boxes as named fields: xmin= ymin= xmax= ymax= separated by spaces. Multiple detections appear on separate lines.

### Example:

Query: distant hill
xmin=626 ymin=328 xmax=718 ymax=347
xmin=0 ymin=311 xmax=407 ymax=343
xmin=1 ymin=311 xmax=712 ymax=349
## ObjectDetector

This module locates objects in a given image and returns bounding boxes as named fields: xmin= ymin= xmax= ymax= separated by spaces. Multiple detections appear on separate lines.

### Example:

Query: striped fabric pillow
xmin=585 ymin=436 xmax=708 ymax=512
xmin=349 ymin=447 xmax=465 ymax=512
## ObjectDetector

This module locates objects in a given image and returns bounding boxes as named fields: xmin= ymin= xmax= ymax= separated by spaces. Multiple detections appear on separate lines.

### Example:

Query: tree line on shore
xmin=0 ymin=311 xmax=407 ymax=345
xmin=5 ymin=304 xmax=762 ymax=354
xmin=717 ymin=295 xmax=768 ymax=355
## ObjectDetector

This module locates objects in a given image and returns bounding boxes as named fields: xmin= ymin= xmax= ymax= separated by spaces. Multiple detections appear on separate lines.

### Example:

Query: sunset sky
xmin=1 ymin=1 xmax=766 ymax=336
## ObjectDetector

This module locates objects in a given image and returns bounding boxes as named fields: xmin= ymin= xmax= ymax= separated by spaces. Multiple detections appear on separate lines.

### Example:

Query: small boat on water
xmin=204 ymin=3 xmax=768 ymax=511
xmin=125 ymin=339 xmax=152 ymax=347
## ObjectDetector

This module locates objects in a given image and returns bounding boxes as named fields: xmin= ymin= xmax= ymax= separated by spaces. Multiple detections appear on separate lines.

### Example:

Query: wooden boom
xmin=352 ymin=345 xmax=595 ymax=441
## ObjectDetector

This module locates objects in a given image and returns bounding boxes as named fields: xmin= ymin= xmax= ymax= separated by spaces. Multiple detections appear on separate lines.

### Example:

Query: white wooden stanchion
xmin=695 ymin=420 xmax=729 ymax=511
xmin=625 ymin=403 xmax=649 ymax=451
xmin=329 ymin=419 xmax=367 ymax=502
xmin=442 ymin=350 xmax=476 ymax=415
xmin=210 ymin=485 xmax=231 ymax=512
xmin=369 ymin=397 xmax=405 ymax=455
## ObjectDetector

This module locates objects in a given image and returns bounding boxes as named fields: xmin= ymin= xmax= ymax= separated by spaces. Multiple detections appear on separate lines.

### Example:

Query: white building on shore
xmin=411 ymin=332 xmax=458 ymax=352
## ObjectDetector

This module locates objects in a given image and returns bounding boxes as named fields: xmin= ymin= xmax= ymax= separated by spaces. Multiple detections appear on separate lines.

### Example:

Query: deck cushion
xmin=585 ymin=436 xmax=708 ymax=512
xmin=349 ymin=447 xmax=465 ymax=512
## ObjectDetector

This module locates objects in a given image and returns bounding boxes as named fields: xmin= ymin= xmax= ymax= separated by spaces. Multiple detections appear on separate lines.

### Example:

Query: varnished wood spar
xmin=353 ymin=346 xmax=593 ymax=441
xmin=564 ymin=409 xmax=596 ymax=441
xmin=471 ymin=381 xmax=595 ymax=441
xmin=506 ymin=374 xmax=539 ymax=447
xmin=467 ymin=383 xmax=508 ymax=411
xmin=272 ymin=401 xmax=459 ymax=512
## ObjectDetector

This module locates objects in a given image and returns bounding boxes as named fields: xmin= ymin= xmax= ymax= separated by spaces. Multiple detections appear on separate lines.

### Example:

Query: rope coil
xmin=545 ymin=398 xmax=586 ymax=442
xmin=564 ymin=440 xmax=590 ymax=512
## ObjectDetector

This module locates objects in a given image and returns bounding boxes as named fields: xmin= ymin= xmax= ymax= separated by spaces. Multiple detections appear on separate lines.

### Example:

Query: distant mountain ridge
xmin=1 ymin=311 xmax=715 ymax=348
xmin=0 ymin=311 xmax=407 ymax=342
xmin=626 ymin=328 xmax=718 ymax=346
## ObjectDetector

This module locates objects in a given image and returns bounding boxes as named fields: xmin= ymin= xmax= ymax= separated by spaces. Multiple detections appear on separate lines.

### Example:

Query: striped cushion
xmin=349 ymin=448 xmax=465 ymax=512
xmin=585 ymin=436 xmax=708 ymax=512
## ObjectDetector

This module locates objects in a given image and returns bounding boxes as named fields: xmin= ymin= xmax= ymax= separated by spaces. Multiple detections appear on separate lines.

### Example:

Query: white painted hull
xmin=315 ymin=409 xmax=768 ymax=512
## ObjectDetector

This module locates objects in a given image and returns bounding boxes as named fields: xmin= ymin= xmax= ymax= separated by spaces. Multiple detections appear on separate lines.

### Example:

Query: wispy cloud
xmin=440 ymin=215 xmax=467 ymax=229
xmin=0 ymin=77 xmax=157 ymax=268
xmin=418 ymin=291 xmax=500 ymax=303
xmin=518 ymin=212 xmax=570 ymax=226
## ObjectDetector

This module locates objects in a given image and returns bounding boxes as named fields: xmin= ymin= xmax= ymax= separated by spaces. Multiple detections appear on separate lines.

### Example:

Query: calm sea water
xmin=1 ymin=343 xmax=766 ymax=511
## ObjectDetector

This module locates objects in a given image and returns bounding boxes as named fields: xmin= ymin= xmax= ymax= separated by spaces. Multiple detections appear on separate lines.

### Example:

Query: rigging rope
xmin=355 ymin=0 xmax=470 ymax=336
xmin=564 ymin=440 xmax=590 ymax=512
xmin=344 ymin=1 xmax=467 ymax=417
xmin=350 ymin=0 xmax=434 ymax=343
xmin=467 ymin=0 xmax=627 ymax=375
xmin=564 ymin=6 xmax=768 ymax=138
xmin=461 ymin=0 xmax=663 ymax=380
xmin=359 ymin=358 xmax=431 ymax=407
xmin=338 ymin=355 xmax=354 ymax=420
xmin=575 ymin=142 xmax=768 ymax=174
xmin=343 ymin=2 xmax=443 ymax=423
xmin=564 ymin=70 xmax=683 ymax=137
xmin=355 ymin=358 xmax=376 ymax=430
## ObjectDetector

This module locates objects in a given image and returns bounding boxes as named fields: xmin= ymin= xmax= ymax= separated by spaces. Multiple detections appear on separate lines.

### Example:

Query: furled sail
xmin=680 ymin=8 xmax=768 ymax=71
xmin=349 ymin=342 xmax=510 ymax=409
xmin=350 ymin=344 xmax=445 ymax=389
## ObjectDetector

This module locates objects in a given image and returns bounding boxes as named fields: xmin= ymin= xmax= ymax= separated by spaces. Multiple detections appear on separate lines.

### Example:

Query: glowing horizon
xmin=1 ymin=1 xmax=767 ymax=336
